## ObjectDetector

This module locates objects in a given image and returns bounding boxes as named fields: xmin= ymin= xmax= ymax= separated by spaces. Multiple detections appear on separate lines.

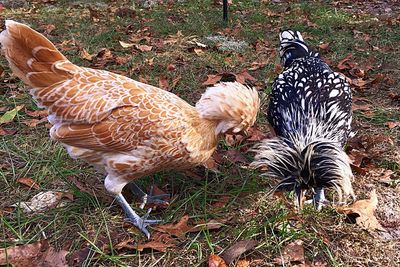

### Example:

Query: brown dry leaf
xmin=336 ymin=189 xmax=384 ymax=231
xmin=22 ymin=117 xmax=47 ymax=128
xmin=25 ymin=109 xmax=48 ymax=118
xmin=275 ymin=239 xmax=305 ymax=265
xmin=225 ymin=133 xmax=245 ymax=146
xmin=211 ymin=195 xmax=232 ymax=209
xmin=154 ymin=215 xmax=223 ymax=239
xmin=80 ymin=48 xmax=93 ymax=61
xmin=67 ymin=247 xmax=91 ymax=266
xmin=114 ymin=239 xmax=136 ymax=250
xmin=119 ymin=40 xmax=135 ymax=48
xmin=136 ymin=241 xmax=175 ymax=252
xmin=17 ymin=177 xmax=40 ymax=190
xmin=224 ymin=150 xmax=248 ymax=164
xmin=0 ymin=128 xmax=17 ymax=136
xmin=222 ymin=239 xmax=258 ymax=265
xmin=159 ymin=75 xmax=169 ymax=90
xmin=348 ymin=149 xmax=369 ymax=167
xmin=166 ymin=64 xmax=176 ymax=71
xmin=246 ymin=126 xmax=267 ymax=141
xmin=235 ymin=70 xmax=257 ymax=84
xmin=203 ymin=74 xmax=223 ymax=86
xmin=386 ymin=121 xmax=400 ymax=129
xmin=352 ymin=102 xmax=371 ymax=111
xmin=202 ymin=157 xmax=218 ymax=171
xmin=318 ymin=43 xmax=330 ymax=50
xmin=188 ymin=219 xmax=223 ymax=233
xmin=0 ymin=240 xmax=68 ymax=267
xmin=40 ymin=24 xmax=56 ymax=35
xmin=154 ymin=215 xmax=192 ymax=239
xmin=237 ymin=259 xmax=251 ymax=267
xmin=208 ymin=254 xmax=228 ymax=267
xmin=248 ymin=61 xmax=267 ymax=71
xmin=114 ymin=56 xmax=130 ymax=65
xmin=337 ymin=54 xmax=354 ymax=70
xmin=136 ymin=44 xmax=153 ymax=52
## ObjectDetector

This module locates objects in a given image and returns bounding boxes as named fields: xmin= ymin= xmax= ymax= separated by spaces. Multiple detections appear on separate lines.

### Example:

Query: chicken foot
xmin=127 ymin=183 xmax=170 ymax=209
xmin=115 ymin=193 xmax=161 ymax=239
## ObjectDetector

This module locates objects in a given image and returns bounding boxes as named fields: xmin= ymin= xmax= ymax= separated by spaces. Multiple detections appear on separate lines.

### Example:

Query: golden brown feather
xmin=0 ymin=20 xmax=260 ymax=236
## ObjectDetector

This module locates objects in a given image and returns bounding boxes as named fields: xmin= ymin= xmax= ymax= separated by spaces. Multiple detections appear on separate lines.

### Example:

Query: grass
xmin=1 ymin=0 xmax=400 ymax=266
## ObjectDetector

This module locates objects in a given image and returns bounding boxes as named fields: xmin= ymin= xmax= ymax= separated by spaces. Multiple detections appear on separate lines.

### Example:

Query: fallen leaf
xmin=237 ymin=259 xmax=251 ymax=267
xmin=386 ymin=121 xmax=400 ymax=129
xmin=166 ymin=64 xmax=176 ymax=71
xmin=114 ymin=56 xmax=130 ymax=65
xmin=159 ymin=75 xmax=169 ymax=90
xmin=136 ymin=241 xmax=175 ymax=252
xmin=67 ymin=247 xmax=92 ymax=266
xmin=337 ymin=54 xmax=354 ymax=70
xmin=348 ymin=149 xmax=369 ymax=167
xmin=202 ymin=74 xmax=222 ymax=86
xmin=119 ymin=40 xmax=135 ymax=48
xmin=40 ymin=24 xmax=56 ymax=35
xmin=318 ymin=43 xmax=330 ymax=50
xmin=248 ymin=61 xmax=267 ymax=71
xmin=13 ymin=191 xmax=73 ymax=214
xmin=114 ymin=239 xmax=136 ymax=251
xmin=0 ymin=127 xmax=17 ymax=136
xmin=136 ymin=44 xmax=153 ymax=52
xmin=222 ymin=239 xmax=258 ymax=265
xmin=211 ymin=195 xmax=232 ymax=209
xmin=80 ymin=48 xmax=93 ymax=61
xmin=17 ymin=177 xmax=40 ymax=190
xmin=0 ymin=105 xmax=24 ymax=124
xmin=21 ymin=117 xmax=47 ymax=128
xmin=154 ymin=215 xmax=192 ymax=239
xmin=274 ymin=239 xmax=305 ymax=265
xmin=154 ymin=215 xmax=223 ymax=239
xmin=246 ymin=126 xmax=267 ymax=141
xmin=336 ymin=189 xmax=384 ymax=231
xmin=208 ymin=254 xmax=227 ymax=267
xmin=24 ymin=109 xmax=48 ymax=118
xmin=224 ymin=150 xmax=249 ymax=164
xmin=235 ymin=70 xmax=257 ymax=84
xmin=0 ymin=240 xmax=68 ymax=267
xmin=224 ymin=133 xmax=245 ymax=146
xmin=352 ymin=102 xmax=371 ymax=111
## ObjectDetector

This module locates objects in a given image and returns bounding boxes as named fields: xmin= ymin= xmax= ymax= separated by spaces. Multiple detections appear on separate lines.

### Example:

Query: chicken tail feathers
xmin=0 ymin=20 xmax=77 ymax=90
xmin=251 ymin=138 xmax=354 ymax=202
xmin=279 ymin=30 xmax=318 ymax=68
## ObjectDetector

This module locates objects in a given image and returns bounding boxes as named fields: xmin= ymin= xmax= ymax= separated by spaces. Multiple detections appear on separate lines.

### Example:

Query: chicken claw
xmin=115 ymin=193 xmax=161 ymax=238
xmin=128 ymin=183 xmax=170 ymax=209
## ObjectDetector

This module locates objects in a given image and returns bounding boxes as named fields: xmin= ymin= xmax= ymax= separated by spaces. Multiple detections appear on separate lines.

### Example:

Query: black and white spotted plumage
xmin=252 ymin=30 xmax=355 ymax=209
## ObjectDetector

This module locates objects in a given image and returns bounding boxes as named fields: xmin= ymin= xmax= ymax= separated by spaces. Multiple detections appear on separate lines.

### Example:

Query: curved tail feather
xmin=279 ymin=30 xmax=318 ymax=68
xmin=251 ymin=137 xmax=354 ymax=203
xmin=0 ymin=20 xmax=78 ymax=93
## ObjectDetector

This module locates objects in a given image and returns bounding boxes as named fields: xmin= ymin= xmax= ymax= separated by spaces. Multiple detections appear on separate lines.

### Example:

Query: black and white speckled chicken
xmin=251 ymin=30 xmax=355 ymax=210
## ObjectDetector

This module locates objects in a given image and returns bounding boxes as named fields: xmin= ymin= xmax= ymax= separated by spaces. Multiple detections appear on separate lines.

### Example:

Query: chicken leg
xmin=127 ymin=183 xmax=170 ymax=209
xmin=115 ymin=193 xmax=161 ymax=239
xmin=312 ymin=187 xmax=326 ymax=211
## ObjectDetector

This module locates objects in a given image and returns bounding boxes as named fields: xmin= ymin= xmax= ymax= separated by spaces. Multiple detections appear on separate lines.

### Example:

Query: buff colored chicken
xmin=0 ymin=20 xmax=260 ymax=237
